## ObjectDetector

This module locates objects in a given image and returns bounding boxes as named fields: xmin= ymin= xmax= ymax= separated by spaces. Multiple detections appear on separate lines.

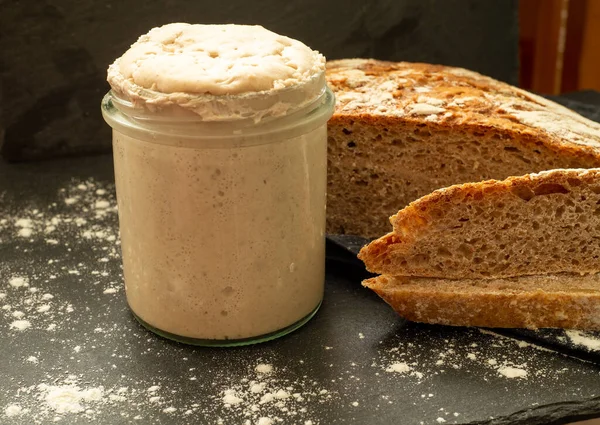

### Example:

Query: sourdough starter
xmin=104 ymin=23 xmax=332 ymax=341
xmin=112 ymin=128 xmax=326 ymax=339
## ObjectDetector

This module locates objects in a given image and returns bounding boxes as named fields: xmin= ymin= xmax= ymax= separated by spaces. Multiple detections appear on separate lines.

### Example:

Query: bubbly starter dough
xmin=113 ymin=128 xmax=327 ymax=339
xmin=107 ymin=23 xmax=326 ymax=121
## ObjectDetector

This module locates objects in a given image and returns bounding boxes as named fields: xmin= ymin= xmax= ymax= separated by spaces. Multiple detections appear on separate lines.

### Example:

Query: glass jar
xmin=101 ymin=82 xmax=334 ymax=346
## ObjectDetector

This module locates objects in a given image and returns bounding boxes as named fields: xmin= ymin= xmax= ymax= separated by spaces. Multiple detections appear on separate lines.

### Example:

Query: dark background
xmin=0 ymin=0 xmax=518 ymax=161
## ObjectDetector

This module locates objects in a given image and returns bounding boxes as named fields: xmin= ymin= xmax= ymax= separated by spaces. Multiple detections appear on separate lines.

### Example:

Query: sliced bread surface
xmin=363 ymin=274 xmax=600 ymax=330
xmin=326 ymin=59 xmax=600 ymax=238
xmin=359 ymin=168 xmax=600 ymax=279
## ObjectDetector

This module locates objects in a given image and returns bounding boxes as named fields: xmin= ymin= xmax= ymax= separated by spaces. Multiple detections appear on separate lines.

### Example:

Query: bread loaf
xmin=358 ymin=168 xmax=600 ymax=279
xmin=359 ymin=169 xmax=600 ymax=329
xmin=326 ymin=59 xmax=600 ymax=238
xmin=362 ymin=274 xmax=600 ymax=330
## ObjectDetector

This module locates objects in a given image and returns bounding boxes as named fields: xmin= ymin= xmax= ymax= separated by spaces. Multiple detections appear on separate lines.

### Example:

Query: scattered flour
xmin=385 ymin=362 xmax=411 ymax=374
xmin=223 ymin=390 xmax=243 ymax=406
xmin=39 ymin=383 xmax=104 ymax=414
xmin=0 ymin=179 xmax=133 ymax=421
xmin=4 ymin=375 xmax=143 ymax=421
xmin=15 ymin=219 xmax=34 ymax=238
xmin=216 ymin=362 xmax=327 ymax=425
xmin=95 ymin=200 xmax=110 ymax=210
xmin=376 ymin=326 xmax=599 ymax=399
xmin=9 ymin=277 xmax=29 ymax=288
xmin=36 ymin=305 xmax=51 ymax=313
xmin=10 ymin=320 xmax=31 ymax=331
xmin=274 ymin=389 xmax=290 ymax=399
xmin=18 ymin=217 xmax=37 ymax=226
xmin=18 ymin=228 xmax=33 ymax=238
xmin=497 ymin=366 xmax=528 ymax=379
xmin=5 ymin=404 xmax=23 ymax=417
xmin=250 ymin=383 xmax=266 ymax=394
xmin=255 ymin=364 xmax=273 ymax=374
xmin=565 ymin=330 xmax=600 ymax=351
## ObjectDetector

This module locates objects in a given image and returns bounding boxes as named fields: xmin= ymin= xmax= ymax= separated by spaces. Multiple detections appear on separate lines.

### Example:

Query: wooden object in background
xmin=578 ymin=0 xmax=600 ymax=91
xmin=561 ymin=0 xmax=587 ymax=92
xmin=520 ymin=0 xmax=600 ymax=94
xmin=519 ymin=0 xmax=569 ymax=94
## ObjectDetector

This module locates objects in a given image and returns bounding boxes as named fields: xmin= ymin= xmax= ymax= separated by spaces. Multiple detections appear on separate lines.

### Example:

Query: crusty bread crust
xmin=326 ymin=59 xmax=600 ymax=238
xmin=363 ymin=274 xmax=600 ymax=330
xmin=359 ymin=168 xmax=600 ymax=278
xmin=327 ymin=59 xmax=600 ymax=151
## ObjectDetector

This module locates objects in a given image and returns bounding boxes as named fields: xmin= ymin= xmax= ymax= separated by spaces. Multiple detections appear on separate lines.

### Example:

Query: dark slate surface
xmin=560 ymin=90 xmax=600 ymax=106
xmin=0 ymin=0 xmax=518 ymax=161
xmin=1 ymin=158 xmax=600 ymax=424
xmin=546 ymin=92 xmax=600 ymax=123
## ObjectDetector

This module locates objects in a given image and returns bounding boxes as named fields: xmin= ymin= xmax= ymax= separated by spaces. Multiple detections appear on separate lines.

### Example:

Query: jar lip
xmin=101 ymin=85 xmax=335 ymax=147
xmin=108 ymin=71 xmax=328 ymax=124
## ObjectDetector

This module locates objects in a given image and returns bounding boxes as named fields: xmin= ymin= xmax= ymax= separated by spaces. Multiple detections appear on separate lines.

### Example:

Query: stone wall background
xmin=0 ymin=0 xmax=518 ymax=161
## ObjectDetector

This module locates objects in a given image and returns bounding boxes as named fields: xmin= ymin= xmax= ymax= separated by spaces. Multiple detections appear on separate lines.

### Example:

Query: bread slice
xmin=326 ymin=59 xmax=600 ymax=238
xmin=359 ymin=168 xmax=600 ymax=279
xmin=362 ymin=274 xmax=600 ymax=330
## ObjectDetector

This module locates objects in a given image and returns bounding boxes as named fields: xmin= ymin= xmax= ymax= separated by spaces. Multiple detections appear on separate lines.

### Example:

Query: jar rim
xmin=101 ymin=86 xmax=335 ymax=148
xmin=107 ymin=70 xmax=328 ymax=123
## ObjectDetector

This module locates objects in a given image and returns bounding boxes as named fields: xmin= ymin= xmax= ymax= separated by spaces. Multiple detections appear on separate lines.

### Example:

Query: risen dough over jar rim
xmin=107 ymin=23 xmax=327 ymax=121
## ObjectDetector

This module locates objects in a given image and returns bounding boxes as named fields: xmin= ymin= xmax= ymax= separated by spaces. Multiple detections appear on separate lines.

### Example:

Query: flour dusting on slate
xmin=0 ymin=178 xmax=335 ymax=423
xmin=213 ymin=362 xmax=331 ymax=424
xmin=2 ymin=174 xmax=600 ymax=424
xmin=374 ymin=327 xmax=580 ymax=387
xmin=565 ymin=330 xmax=600 ymax=352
